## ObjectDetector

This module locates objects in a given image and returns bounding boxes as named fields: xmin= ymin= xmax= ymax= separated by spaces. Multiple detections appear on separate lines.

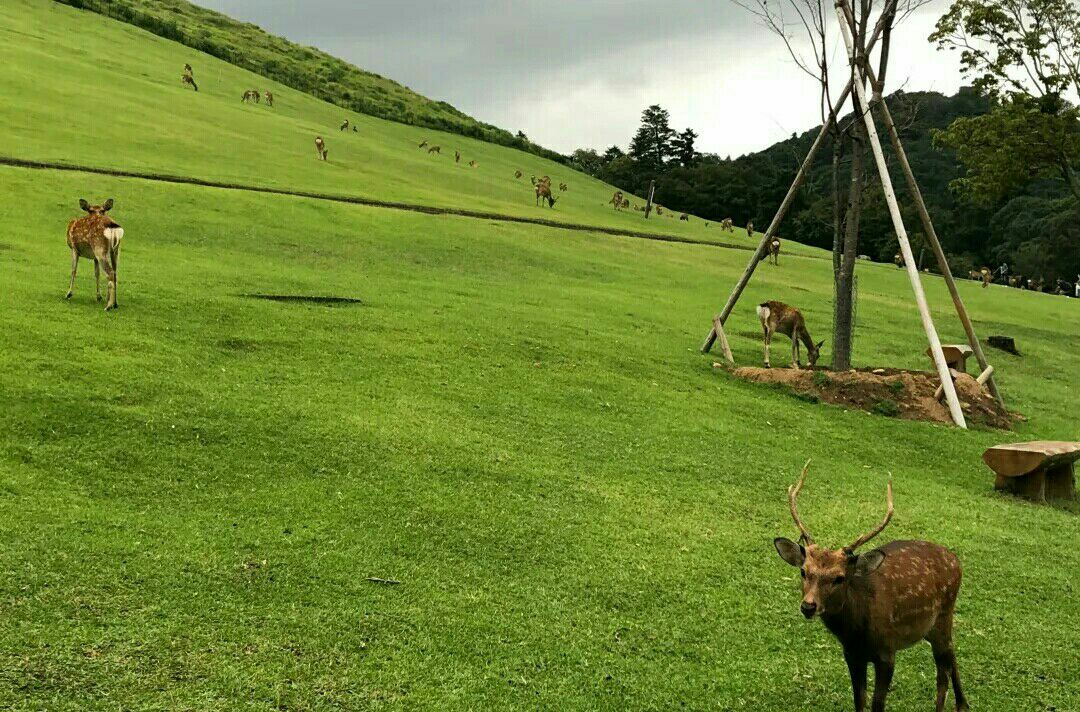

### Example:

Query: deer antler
xmin=788 ymin=459 xmax=815 ymax=545
xmin=845 ymin=479 xmax=894 ymax=553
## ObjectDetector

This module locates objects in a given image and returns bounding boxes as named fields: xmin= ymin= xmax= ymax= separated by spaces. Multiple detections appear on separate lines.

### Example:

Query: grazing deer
xmin=181 ymin=74 xmax=198 ymax=91
xmin=340 ymin=119 xmax=350 ymax=132
xmin=535 ymin=177 xmax=557 ymax=207
xmin=721 ymin=217 xmax=734 ymax=232
xmin=468 ymin=160 xmax=478 ymax=168
xmin=756 ymin=301 xmax=823 ymax=369
xmin=609 ymin=191 xmax=624 ymax=210
xmin=774 ymin=463 xmax=969 ymax=712
xmin=241 ymin=90 xmax=254 ymax=103
xmin=65 ymin=199 xmax=124 ymax=311
xmin=264 ymin=91 xmax=274 ymax=106
xmin=559 ymin=183 xmax=568 ymax=192
xmin=679 ymin=213 xmax=689 ymax=221
xmin=747 ymin=221 xmax=755 ymax=239
xmin=1027 ymin=277 xmax=1044 ymax=292
xmin=428 ymin=145 xmax=441 ymax=155
xmin=656 ymin=206 xmax=664 ymax=216
xmin=767 ymin=238 xmax=781 ymax=265
xmin=1008 ymin=275 xmax=1025 ymax=289
xmin=515 ymin=170 xmax=524 ymax=179
xmin=894 ymin=252 xmax=905 ymax=269
xmin=315 ymin=136 xmax=327 ymax=160
xmin=455 ymin=150 xmax=461 ymax=163
xmin=418 ymin=140 xmax=428 ymax=149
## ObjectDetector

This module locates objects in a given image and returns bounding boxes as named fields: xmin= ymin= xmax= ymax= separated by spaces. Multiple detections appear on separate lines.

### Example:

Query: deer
xmin=894 ymin=252 xmax=905 ymax=269
xmin=418 ymin=140 xmax=428 ymax=149
xmin=747 ymin=221 xmax=755 ymax=239
xmin=241 ymin=90 xmax=255 ymax=103
xmin=455 ymin=150 xmax=461 ymax=163
xmin=428 ymin=145 xmax=441 ymax=155
xmin=181 ymin=74 xmax=198 ymax=91
xmin=559 ymin=183 xmax=568 ymax=192
xmin=1008 ymin=275 xmax=1025 ymax=289
xmin=535 ymin=177 xmax=557 ymax=208
xmin=656 ymin=206 xmax=664 ymax=216
xmin=610 ymin=191 xmax=624 ymax=210
xmin=1027 ymin=277 xmax=1044 ymax=292
xmin=721 ymin=217 xmax=734 ymax=232
xmin=468 ymin=160 xmax=478 ymax=168
xmin=767 ymin=237 xmax=781 ymax=265
xmin=679 ymin=213 xmax=689 ymax=221
xmin=774 ymin=462 xmax=969 ymax=712
xmin=65 ymin=199 xmax=124 ymax=311
xmin=340 ymin=119 xmax=350 ymax=132
xmin=315 ymin=136 xmax=327 ymax=160
xmin=264 ymin=91 xmax=274 ymax=106
xmin=756 ymin=301 xmax=823 ymax=369
xmin=515 ymin=170 xmax=524 ymax=179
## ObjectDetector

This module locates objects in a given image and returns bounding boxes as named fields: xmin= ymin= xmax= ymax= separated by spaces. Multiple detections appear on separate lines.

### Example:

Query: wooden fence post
xmin=644 ymin=180 xmax=656 ymax=219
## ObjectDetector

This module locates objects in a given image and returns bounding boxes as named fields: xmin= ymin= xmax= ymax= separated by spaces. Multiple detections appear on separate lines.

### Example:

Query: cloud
xmin=194 ymin=1 xmax=963 ymax=155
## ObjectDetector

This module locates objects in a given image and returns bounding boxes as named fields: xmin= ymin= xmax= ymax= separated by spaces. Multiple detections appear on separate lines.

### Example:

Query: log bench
xmin=983 ymin=441 xmax=1080 ymax=503
xmin=927 ymin=344 xmax=973 ymax=374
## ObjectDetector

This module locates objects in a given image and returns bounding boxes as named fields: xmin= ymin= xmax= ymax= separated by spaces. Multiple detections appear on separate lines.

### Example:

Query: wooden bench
xmin=927 ymin=344 xmax=973 ymax=374
xmin=983 ymin=441 xmax=1080 ymax=503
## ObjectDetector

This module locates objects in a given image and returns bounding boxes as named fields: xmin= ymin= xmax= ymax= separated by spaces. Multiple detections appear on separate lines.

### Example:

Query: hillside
xmin=55 ymin=0 xmax=566 ymax=163
xmin=2 ymin=0 xmax=775 ymax=250
xmin=1 ymin=1 xmax=1079 ymax=710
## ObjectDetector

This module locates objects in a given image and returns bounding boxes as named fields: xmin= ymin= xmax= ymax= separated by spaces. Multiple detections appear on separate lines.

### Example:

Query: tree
xmin=931 ymin=0 xmax=1080 ymax=201
xmin=672 ymin=128 xmax=700 ymax=167
xmin=629 ymin=105 xmax=677 ymax=168
xmin=570 ymin=148 xmax=604 ymax=176
xmin=516 ymin=130 xmax=529 ymax=141
xmin=602 ymin=145 xmax=625 ymax=162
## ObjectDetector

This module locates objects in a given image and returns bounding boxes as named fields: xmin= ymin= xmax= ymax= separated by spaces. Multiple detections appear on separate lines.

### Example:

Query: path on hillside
xmin=1 ymin=155 xmax=772 ymax=254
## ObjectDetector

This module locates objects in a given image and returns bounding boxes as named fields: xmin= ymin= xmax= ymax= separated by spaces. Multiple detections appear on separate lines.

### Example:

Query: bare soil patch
xmin=729 ymin=365 xmax=1014 ymax=429
xmin=241 ymin=294 xmax=363 ymax=306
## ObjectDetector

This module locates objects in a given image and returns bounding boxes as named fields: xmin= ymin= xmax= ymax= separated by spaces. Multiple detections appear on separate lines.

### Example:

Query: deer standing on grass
xmin=746 ymin=221 xmax=755 ymax=239
xmin=264 ymin=91 xmax=274 ymax=106
xmin=767 ymin=237 xmax=781 ymax=265
xmin=559 ymin=182 xmax=568 ymax=192
xmin=721 ymin=217 xmax=734 ymax=232
xmin=418 ymin=140 xmax=428 ymax=149
xmin=535 ymin=177 xmax=557 ymax=207
xmin=756 ymin=301 xmax=823 ymax=369
xmin=315 ymin=136 xmax=327 ymax=160
xmin=66 ymin=199 xmax=124 ymax=311
xmin=428 ymin=145 xmax=441 ymax=155
xmin=610 ymin=191 xmax=624 ymax=210
xmin=455 ymin=150 xmax=461 ymax=163
xmin=180 ymin=64 xmax=197 ymax=91
xmin=340 ymin=119 xmax=350 ymax=132
xmin=774 ymin=463 xmax=969 ymax=712
xmin=679 ymin=213 xmax=689 ymax=221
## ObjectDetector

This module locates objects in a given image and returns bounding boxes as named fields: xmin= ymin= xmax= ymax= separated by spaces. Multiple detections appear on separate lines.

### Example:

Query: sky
xmin=193 ymin=1 xmax=966 ymax=157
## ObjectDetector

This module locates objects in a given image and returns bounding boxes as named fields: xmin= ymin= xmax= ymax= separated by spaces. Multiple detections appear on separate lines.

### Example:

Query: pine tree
xmin=629 ymin=105 xmax=676 ymax=168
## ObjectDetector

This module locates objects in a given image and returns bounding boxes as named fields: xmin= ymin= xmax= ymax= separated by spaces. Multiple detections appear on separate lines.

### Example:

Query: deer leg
xmin=844 ymin=648 xmax=868 ymax=712
xmin=110 ymin=245 xmax=120 ymax=307
xmin=763 ymin=327 xmax=772 ymax=368
xmin=94 ymin=259 xmax=101 ymax=301
xmin=870 ymin=653 xmax=895 ymax=712
xmin=791 ymin=334 xmax=800 ymax=369
xmin=95 ymin=251 xmax=116 ymax=311
xmin=66 ymin=249 xmax=79 ymax=299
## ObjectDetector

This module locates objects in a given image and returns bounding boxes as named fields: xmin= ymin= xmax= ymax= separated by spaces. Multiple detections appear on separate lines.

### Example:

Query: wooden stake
xmin=644 ymin=180 xmax=656 ymax=219
xmin=860 ymin=63 xmax=1005 ymax=409
xmin=712 ymin=315 xmax=735 ymax=365
xmin=836 ymin=0 xmax=966 ymax=428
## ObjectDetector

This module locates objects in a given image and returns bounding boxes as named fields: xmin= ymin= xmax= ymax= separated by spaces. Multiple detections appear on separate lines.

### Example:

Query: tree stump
xmin=987 ymin=335 xmax=1020 ymax=355
xmin=983 ymin=441 xmax=1079 ymax=503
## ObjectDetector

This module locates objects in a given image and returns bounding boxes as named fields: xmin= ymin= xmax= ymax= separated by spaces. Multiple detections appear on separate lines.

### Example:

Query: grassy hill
xmin=54 ymin=0 xmax=565 ymax=162
xmin=1 ymin=1 xmax=1078 ymax=710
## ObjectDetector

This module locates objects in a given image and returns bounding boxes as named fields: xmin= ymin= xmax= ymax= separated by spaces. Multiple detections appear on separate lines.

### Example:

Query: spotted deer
xmin=756 ymin=301 xmax=823 ymax=369
xmin=315 ymin=136 xmax=327 ymax=160
xmin=767 ymin=237 xmax=781 ymax=265
xmin=774 ymin=463 xmax=968 ymax=712
xmin=65 ymin=199 xmax=124 ymax=311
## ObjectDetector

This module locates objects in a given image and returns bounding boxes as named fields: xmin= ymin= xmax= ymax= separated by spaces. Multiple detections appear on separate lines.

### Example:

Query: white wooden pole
xmin=835 ymin=0 xmax=967 ymax=428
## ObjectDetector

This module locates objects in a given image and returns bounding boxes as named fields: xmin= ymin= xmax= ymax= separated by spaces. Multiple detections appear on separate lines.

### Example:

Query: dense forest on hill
xmin=57 ymin=0 xmax=567 ymax=165
xmin=579 ymin=89 xmax=1079 ymax=285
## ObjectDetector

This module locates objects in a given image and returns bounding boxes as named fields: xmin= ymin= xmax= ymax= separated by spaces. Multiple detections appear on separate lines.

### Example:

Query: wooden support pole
xmin=712 ymin=315 xmax=735 ymax=365
xmin=699 ymin=12 xmax=893 ymax=354
xmin=858 ymin=63 xmax=1005 ymax=409
xmin=836 ymin=0 xmax=966 ymax=428
xmin=644 ymin=180 xmax=656 ymax=219
xmin=976 ymin=365 xmax=994 ymax=385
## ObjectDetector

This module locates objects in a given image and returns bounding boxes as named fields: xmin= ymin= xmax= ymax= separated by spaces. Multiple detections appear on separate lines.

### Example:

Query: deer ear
xmin=103 ymin=198 xmax=114 ymax=211
xmin=79 ymin=199 xmax=90 ymax=212
xmin=853 ymin=549 xmax=886 ymax=576
xmin=774 ymin=537 xmax=805 ymax=567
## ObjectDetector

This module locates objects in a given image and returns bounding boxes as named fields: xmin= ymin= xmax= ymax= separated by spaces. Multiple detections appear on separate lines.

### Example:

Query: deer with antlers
xmin=534 ymin=176 xmax=557 ymax=208
xmin=774 ymin=463 xmax=969 ymax=712
xmin=65 ymin=199 xmax=125 ymax=311
xmin=756 ymin=301 xmax=823 ymax=369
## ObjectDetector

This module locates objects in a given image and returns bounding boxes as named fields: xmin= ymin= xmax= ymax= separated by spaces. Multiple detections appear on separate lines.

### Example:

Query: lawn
xmin=1 ymin=1 xmax=1078 ymax=710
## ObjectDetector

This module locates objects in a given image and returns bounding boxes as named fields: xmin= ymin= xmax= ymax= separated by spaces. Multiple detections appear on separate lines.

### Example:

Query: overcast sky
xmin=193 ymin=1 xmax=964 ymax=156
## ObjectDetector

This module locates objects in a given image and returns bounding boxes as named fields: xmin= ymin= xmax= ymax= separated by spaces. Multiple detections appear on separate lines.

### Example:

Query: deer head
xmin=807 ymin=341 xmax=825 ymax=366
xmin=79 ymin=198 xmax=114 ymax=215
xmin=774 ymin=461 xmax=893 ymax=618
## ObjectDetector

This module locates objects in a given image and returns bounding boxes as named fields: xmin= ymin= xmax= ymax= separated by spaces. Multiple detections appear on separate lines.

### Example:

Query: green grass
xmin=0 ymin=0 xmax=784 ymax=250
xmin=2 ymin=1 xmax=1079 ymax=710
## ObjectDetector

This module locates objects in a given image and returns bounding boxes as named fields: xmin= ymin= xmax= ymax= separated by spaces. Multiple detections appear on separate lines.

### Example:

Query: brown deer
xmin=181 ymin=74 xmax=198 ymax=91
xmin=418 ymin=140 xmax=429 ymax=149
xmin=980 ymin=268 xmax=992 ymax=288
xmin=315 ymin=136 xmax=327 ymax=160
xmin=455 ymin=150 xmax=461 ymax=163
xmin=656 ymin=206 xmax=664 ymax=216
xmin=610 ymin=191 xmax=624 ymax=210
xmin=746 ymin=221 xmax=755 ymax=239
xmin=559 ymin=183 xmax=568 ymax=192
xmin=468 ymin=160 xmax=478 ymax=168
xmin=767 ymin=238 xmax=781 ymax=265
xmin=65 ymin=199 xmax=124 ymax=311
xmin=264 ymin=91 xmax=274 ymax=106
xmin=535 ymin=177 xmax=557 ymax=207
xmin=894 ymin=252 xmax=905 ymax=269
xmin=428 ymin=145 xmax=441 ymax=155
xmin=774 ymin=463 xmax=969 ymax=712
xmin=756 ymin=301 xmax=823 ymax=368
xmin=679 ymin=213 xmax=689 ymax=221
xmin=515 ymin=170 xmax=524 ymax=179
xmin=721 ymin=217 xmax=734 ymax=232
xmin=340 ymin=119 xmax=350 ymax=132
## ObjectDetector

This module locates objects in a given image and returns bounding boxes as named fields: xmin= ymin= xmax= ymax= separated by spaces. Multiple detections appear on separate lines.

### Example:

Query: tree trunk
xmin=831 ymin=134 xmax=844 ymax=277
xmin=833 ymin=119 xmax=866 ymax=371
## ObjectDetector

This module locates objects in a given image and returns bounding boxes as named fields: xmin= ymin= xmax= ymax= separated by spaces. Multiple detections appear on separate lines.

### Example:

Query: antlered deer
xmin=767 ymin=238 xmax=781 ymax=265
xmin=756 ymin=301 xmax=823 ymax=368
xmin=535 ymin=177 xmax=557 ymax=208
xmin=315 ymin=136 xmax=327 ymax=160
xmin=65 ymin=199 xmax=124 ymax=311
xmin=774 ymin=463 xmax=969 ymax=712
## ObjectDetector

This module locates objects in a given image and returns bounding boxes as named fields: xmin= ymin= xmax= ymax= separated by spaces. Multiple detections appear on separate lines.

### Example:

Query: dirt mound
xmin=729 ymin=366 xmax=1013 ymax=429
